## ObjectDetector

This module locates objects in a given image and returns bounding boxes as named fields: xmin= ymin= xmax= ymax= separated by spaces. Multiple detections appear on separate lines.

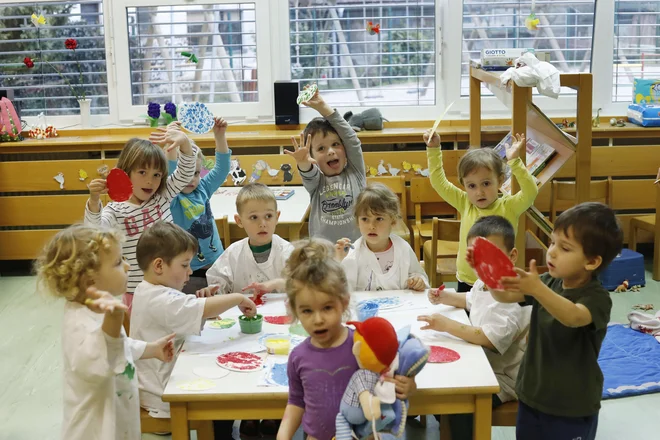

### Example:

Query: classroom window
xmin=0 ymin=1 xmax=108 ymax=116
xmin=612 ymin=0 xmax=660 ymax=102
xmin=289 ymin=0 xmax=436 ymax=107
xmin=126 ymin=3 xmax=257 ymax=106
xmin=461 ymin=0 xmax=596 ymax=97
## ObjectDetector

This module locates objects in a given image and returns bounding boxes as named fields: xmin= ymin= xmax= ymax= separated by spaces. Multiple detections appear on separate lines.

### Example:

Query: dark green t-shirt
xmin=516 ymin=273 xmax=612 ymax=417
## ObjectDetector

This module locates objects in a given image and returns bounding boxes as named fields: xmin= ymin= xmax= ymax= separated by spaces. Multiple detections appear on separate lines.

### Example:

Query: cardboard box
xmin=480 ymin=48 xmax=535 ymax=68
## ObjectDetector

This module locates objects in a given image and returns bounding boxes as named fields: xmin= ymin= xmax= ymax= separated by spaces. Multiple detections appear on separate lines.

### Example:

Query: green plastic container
xmin=238 ymin=314 xmax=263 ymax=334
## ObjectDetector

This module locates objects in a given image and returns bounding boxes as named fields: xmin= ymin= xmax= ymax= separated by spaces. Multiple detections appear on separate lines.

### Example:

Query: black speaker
xmin=274 ymin=81 xmax=299 ymax=126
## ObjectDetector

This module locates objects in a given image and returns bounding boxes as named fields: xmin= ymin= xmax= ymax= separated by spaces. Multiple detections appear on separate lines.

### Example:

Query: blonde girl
xmin=423 ymin=131 xmax=538 ymax=292
xmin=85 ymin=124 xmax=198 ymax=312
xmin=336 ymin=183 xmax=428 ymax=292
xmin=35 ymin=224 xmax=174 ymax=440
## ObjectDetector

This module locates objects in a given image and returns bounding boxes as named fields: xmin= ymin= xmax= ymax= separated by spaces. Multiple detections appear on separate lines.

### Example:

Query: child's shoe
xmin=239 ymin=419 xmax=260 ymax=437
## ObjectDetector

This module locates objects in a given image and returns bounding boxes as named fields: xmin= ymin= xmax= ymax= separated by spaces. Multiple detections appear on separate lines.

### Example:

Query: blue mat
xmin=598 ymin=324 xmax=660 ymax=399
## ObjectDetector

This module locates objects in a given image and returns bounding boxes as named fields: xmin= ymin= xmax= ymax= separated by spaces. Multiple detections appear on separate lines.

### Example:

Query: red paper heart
xmin=264 ymin=315 xmax=292 ymax=325
xmin=472 ymin=236 xmax=516 ymax=290
xmin=106 ymin=168 xmax=133 ymax=202
xmin=428 ymin=346 xmax=460 ymax=363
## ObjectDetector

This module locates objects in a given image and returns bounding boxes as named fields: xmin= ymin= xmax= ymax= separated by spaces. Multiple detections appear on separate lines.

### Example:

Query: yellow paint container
xmin=265 ymin=336 xmax=290 ymax=355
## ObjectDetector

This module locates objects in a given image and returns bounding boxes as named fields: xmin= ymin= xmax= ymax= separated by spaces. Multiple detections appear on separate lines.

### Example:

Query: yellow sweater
xmin=427 ymin=147 xmax=539 ymax=285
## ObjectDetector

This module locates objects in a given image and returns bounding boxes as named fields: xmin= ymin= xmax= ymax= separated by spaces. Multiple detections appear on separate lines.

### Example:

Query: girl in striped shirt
xmin=85 ymin=124 xmax=198 ymax=321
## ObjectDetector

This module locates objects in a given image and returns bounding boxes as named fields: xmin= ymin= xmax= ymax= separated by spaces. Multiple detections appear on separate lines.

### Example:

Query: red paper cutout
xmin=472 ymin=236 xmax=516 ymax=290
xmin=106 ymin=168 xmax=133 ymax=202
xmin=428 ymin=346 xmax=460 ymax=363
xmin=264 ymin=315 xmax=292 ymax=325
xmin=216 ymin=351 xmax=263 ymax=371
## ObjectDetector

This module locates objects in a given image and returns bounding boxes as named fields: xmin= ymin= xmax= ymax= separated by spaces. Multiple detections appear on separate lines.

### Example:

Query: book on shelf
xmin=493 ymin=132 xmax=557 ymax=194
xmin=272 ymin=188 xmax=295 ymax=200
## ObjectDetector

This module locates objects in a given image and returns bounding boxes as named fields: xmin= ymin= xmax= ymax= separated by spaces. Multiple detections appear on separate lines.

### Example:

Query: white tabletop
xmin=210 ymin=186 xmax=309 ymax=225
xmin=163 ymin=290 xmax=499 ymax=401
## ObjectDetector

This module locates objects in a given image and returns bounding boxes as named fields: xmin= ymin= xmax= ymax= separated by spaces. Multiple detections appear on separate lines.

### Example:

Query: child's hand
xmin=242 ymin=281 xmax=275 ymax=296
xmin=465 ymin=246 xmax=476 ymax=268
xmin=196 ymin=285 xmax=220 ymax=298
xmin=285 ymin=133 xmax=316 ymax=170
xmin=152 ymin=333 xmax=176 ymax=363
xmin=505 ymin=133 xmax=526 ymax=161
xmin=500 ymin=259 xmax=543 ymax=295
xmin=82 ymin=286 xmax=127 ymax=315
xmin=87 ymin=178 xmax=107 ymax=203
xmin=384 ymin=375 xmax=417 ymax=400
xmin=407 ymin=276 xmax=426 ymax=292
xmin=427 ymin=286 xmax=447 ymax=305
xmin=417 ymin=313 xmax=450 ymax=332
xmin=300 ymin=86 xmax=333 ymax=116
xmin=239 ymin=296 xmax=257 ymax=318
xmin=149 ymin=124 xmax=191 ymax=153
xmin=213 ymin=117 xmax=228 ymax=136
xmin=423 ymin=128 xmax=441 ymax=148
xmin=334 ymin=238 xmax=353 ymax=262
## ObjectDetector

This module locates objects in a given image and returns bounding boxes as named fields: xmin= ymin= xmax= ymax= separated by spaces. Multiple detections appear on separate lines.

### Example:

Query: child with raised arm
xmin=424 ymin=130 xmax=538 ymax=292
xmin=35 ymin=224 xmax=175 ymax=440
xmin=418 ymin=215 xmax=530 ymax=440
xmin=85 ymin=124 xmax=198 ymax=315
xmin=277 ymin=239 xmax=416 ymax=440
xmin=286 ymin=87 xmax=366 ymax=243
xmin=166 ymin=117 xmax=231 ymax=294
xmin=335 ymin=183 xmax=428 ymax=292
xmin=475 ymin=203 xmax=622 ymax=440
xmin=130 ymin=221 xmax=256 ymax=438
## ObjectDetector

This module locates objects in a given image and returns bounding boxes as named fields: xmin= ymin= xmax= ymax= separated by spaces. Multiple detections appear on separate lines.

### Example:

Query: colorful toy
xmin=592 ymin=108 xmax=602 ymax=128
xmin=614 ymin=280 xmax=629 ymax=293
xmin=525 ymin=13 xmax=540 ymax=31
xmin=344 ymin=108 xmax=387 ymax=132
xmin=181 ymin=51 xmax=198 ymax=64
xmin=28 ymin=125 xmax=58 ymax=139
xmin=366 ymin=21 xmax=380 ymax=35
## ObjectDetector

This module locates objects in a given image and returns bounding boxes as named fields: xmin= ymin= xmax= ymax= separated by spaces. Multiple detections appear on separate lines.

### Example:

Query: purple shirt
xmin=287 ymin=328 xmax=358 ymax=440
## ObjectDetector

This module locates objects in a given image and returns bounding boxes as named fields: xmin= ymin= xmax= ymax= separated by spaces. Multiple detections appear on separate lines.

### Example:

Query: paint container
xmin=238 ymin=314 xmax=263 ymax=334
xmin=356 ymin=301 xmax=379 ymax=321
xmin=264 ymin=336 xmax=291 ymax=355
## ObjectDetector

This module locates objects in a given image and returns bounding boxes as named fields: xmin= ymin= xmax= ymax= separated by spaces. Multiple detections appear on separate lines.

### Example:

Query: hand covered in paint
xmin=87 ymin=178 xmax=107 ymax=203
xmin=238 ymin=296 xmax=257 ymax=318
xmin=242 ymin=281 xmax=276 ymax=296
xmin=427 ymin=285 xmax=448 ymax=305
xmin=384 ymin=375 xmax=417 ymax=400
xmin=407 ymin=276 xmax=426 ymax=292
xmin=334 ymin=237 xmax=353 ymax=262
xmin=285 ymin=133 xmax=316 ymax=171
xmin=81 ymin=286 xmax=127 ymax=315
xmin=417 ymin=313 xmax=451 ymax=332
xmin=196 ymin=285 xmax=220 ymax=298
xmin=505 ymin=133 xmax=526 ymax=161
xmin=423 ymin=128 xmax=441 ymax=148
xmin=465 ymin=245 xmax=476 ymax=268
xmin=151 ymin=333 xmax=176 ymax=363
xmin=500 ymin=259 xmax=543 ymax=296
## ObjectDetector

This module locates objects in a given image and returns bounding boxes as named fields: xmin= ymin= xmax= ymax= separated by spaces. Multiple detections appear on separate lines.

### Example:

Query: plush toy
xmin=343 ymin=109 xmax=387 ymax=132
xmin=335 ymin=319 xmax=429 ymax=440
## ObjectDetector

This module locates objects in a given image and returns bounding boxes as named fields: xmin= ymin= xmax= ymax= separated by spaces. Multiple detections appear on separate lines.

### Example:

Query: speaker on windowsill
xmin=274 ymin=80 xmax=299 ymax=128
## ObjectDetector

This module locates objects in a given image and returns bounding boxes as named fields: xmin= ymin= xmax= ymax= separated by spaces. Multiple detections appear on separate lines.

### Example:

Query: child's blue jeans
xmin=516 ymin=400 xmax=599 ymax=440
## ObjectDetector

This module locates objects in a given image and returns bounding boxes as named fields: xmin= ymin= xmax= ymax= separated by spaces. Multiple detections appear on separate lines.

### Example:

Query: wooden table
xmin=162 ymin=291 xmax=500 ymax=440
xmin=209 ymin=185 xmax=310 ymax=241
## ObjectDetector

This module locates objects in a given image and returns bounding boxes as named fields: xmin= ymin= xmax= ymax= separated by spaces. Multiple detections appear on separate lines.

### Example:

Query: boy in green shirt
xmin=471 ymin=202 xmax=622 ymax=440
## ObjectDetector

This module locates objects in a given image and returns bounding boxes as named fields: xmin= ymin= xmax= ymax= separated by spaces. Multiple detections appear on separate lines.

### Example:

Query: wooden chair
xmin=140 ymin=408 xmax=214 ymax=439
xmin=439 ymin=401 xmax=518 ymax=440
xmin=629 ymin=182 xmax=660 ymax=280
xmin=549 ymin=178 xmax=612 ymax=223
xmin=367 ymin=175 xmax=411 ymax=244
xmin=422 ymin=217 xmax=461 ymax=287
xmin=215 ymin=215 xmax=231 ymax=249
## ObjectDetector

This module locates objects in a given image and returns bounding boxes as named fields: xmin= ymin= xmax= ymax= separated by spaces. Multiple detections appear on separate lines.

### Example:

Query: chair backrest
xmin=549 ymin=178 xmax=612 ymax=223
xmin=367 ymin=175 xmax=408 ymax=220
xmin=215 ymin=215 xmax=231 ymax=249
xmin=410 ymin=177 xmax=461 ymax=224
xmin=431 ymin=217 xmax=461 ymax=243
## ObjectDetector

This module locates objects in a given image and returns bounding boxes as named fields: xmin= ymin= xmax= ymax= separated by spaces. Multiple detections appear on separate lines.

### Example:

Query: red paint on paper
xmin=264 ymin=315 xmax=292 ymax=325
xmin=216 ymin=351 xmax=262 ymax=371
xmin=106 ymin=168 xmax=133 ymax=202
xmin=472 ymin=236 xmax=516 ymax=290
xmin=428 ymin=346 xmax=460 ymax=363
xmin=252 ymin=293 xmax=266 ymax=307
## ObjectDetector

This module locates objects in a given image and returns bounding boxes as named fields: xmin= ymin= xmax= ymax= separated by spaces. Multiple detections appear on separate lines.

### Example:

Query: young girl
xmin=336 ymin=183 xmax=428 ymax=292
xmin=166 ymin=117 xmax=231 ymax=294
xmin=423 ymin=130 xmax=538 ymax=292
xmin=277 ymin=239 xmax=415 ymax=440
xmin=35 ymin=224 xmax=175 ymax=440
xmin=85 ymin=124 xmax=198 ymax=312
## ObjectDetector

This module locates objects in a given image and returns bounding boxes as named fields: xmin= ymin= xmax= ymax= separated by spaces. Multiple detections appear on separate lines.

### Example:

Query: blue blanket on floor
xmin=598 ymin=324 xmax=660 ymax=399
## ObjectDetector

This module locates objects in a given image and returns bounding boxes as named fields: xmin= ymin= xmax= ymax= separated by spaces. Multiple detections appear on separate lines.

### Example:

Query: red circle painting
xmin=106 ymin=168 xmax=133 ymax=202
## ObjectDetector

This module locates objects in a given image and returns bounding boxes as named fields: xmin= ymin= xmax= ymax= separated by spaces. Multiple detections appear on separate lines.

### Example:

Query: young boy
xmin=418 ymin=216 xmax=531 ymax=440
xmin=478 ymin=202 xmax=623 ymax=440
xmin=285 ymin=87 xmax=366 ymax=243
xmin=130 ymin=221 xmax=257 ymax=438
xmin=205 ymin=182 xmax=293 ymax=437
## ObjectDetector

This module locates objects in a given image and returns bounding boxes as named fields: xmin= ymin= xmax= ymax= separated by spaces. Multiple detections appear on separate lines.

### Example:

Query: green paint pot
xmin=238 ymin=314 xmax=263 ymax=334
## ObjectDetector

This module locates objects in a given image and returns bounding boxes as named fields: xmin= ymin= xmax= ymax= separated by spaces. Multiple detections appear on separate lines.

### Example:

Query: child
xmin=277 ymin=239 xmax=416 ymax=440
xmin=286 ymin=87 xmax=366 ymax=243
xmin=336 ymin=183 xmax=429 ymax=292
xmin=478 ymin=202 xmax=622 ymax=440
xmin=418 ymin=215 xmax=531 ymax=440
xmin=130 ymin=221 xmax=257 ymax=438
xmin=206 ymin=182 xmax=294 ymax=295
xmin=35 ymin=224 xmax=176 ymax=440
xmin=85 ymin=124 xmax=198 ymax=313
xmin=166 ymin=117 xmax=231 ymax=294
xmin=424 ymin=130 xmax=538 ymax=292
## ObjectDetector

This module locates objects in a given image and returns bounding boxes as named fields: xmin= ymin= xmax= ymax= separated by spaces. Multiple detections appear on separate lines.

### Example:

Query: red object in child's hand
xmin=472 ymin=236 xmax=516 ymax=290
xmin=106 ymin=168 xmax=133 ymax=202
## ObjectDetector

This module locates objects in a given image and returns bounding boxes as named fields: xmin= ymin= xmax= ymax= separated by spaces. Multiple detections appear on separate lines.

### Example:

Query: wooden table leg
xmin=289 ymin=224 xmax=300 ymax=242
xmin=473 ymin=394 xmax=492 ymax=440
xmin=170 ymin=403 xmax=191 ymax=440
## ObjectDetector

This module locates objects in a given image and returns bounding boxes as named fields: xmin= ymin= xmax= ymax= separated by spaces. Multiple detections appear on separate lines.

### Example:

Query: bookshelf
xmin=469 ymin=66 xmax=594 ymax=264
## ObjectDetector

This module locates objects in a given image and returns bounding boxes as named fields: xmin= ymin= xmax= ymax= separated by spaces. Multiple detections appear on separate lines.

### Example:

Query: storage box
xmin=599 ymin=249 xmax=646 ymax=291
xmin=627 ymin=103 xmax=660 ymax=127
xmin=480 ymin=48 xmax=535 ymax=69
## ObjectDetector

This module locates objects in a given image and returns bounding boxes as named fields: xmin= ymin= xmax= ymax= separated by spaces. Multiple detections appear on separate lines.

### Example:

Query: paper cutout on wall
xmin=53 ymin=172 xmax=65 ymax=190
xmin=267 ymin=168 xmax=280 ymax=177
xmin=366 ymin=21 xmax=380 ymax=35
xmin=281 ymin=164 xmax=294 ymax=182
xmin=402 ymin=161 xmax=412 ymax=173
xmin=230 ymin=159 xmax=247 ymax=186
xmin=377 ymin=160 xmax=388 ymax=176
xmin=368 ymin=166 xmax=379 ymax=177
xmin=78 ymin=169 xmax=88 ymax=181
xmin=249 ymin=160 xmax=269 ymax=183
